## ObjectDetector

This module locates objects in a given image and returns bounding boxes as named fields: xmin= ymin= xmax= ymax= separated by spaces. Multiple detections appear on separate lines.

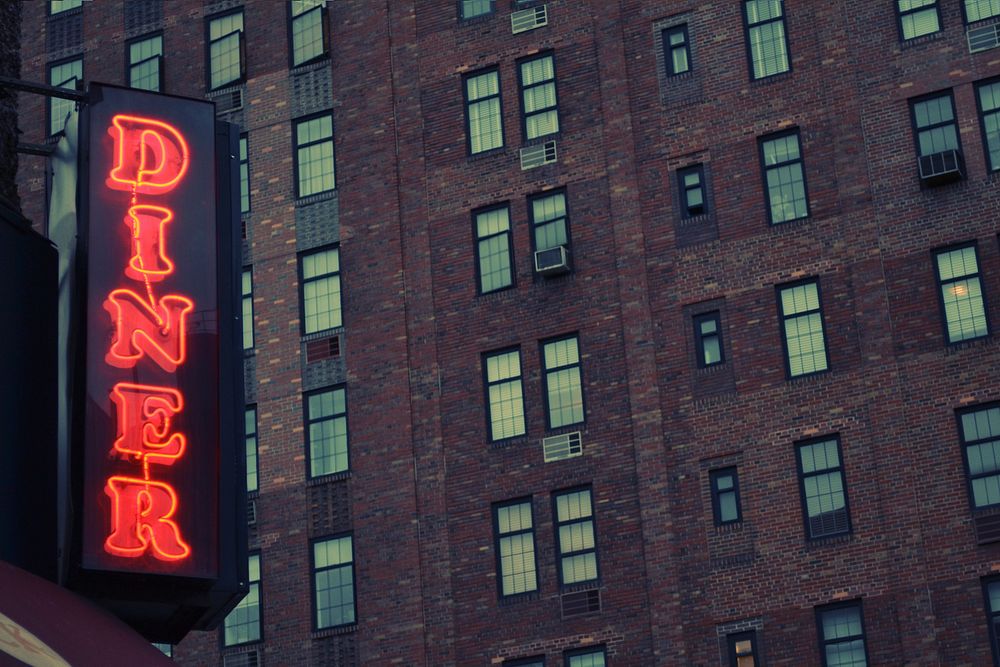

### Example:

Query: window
xmin=290 ymin=0 xmax=327 ymax=67
xmin=223 ymin=552 xmax=261 ymax=646
xmin=911 ymin=92 xmax=960 ymax=160
xmin=677 ymin=165 xmax=707 ymax=218
xmin=564 ymin=648 xmax=606 ymax=667
xmin=934 ymin=245 xmax=989 ymax=344
xmin=983 ymin=577 xmax=1000 ymax=664
xmin=460 ymin=0 xmax=494 ymax=19
xmin=727 ymin=631 xmax=759 ymax=667
xmin=530 ymin=190 xmax=570 ymax=255
xmin=483 ymin=348 xmax=526 ymax=441
xmin=693 ymin=311 xmax=724 ymax=367
xmin=127 ymin=34 xmax=163 ymax=92
xmin=294 ymin=113 xmax=336 ymax=197
xmin=465 ymin=68 xmax=504 ymax=154
xmin=506 ymin=660 xmax=544 ymax=667
xmin=49 ymin=0 xmax=82 ymax=14
xmin=305 ymin=386 xmax=348 ymax=478
xmin=300 ymin=246 xmax=341 ymax=334
xmin=242 ymin=268 xmax=254 ymax=350
xmin=816 ymin=601 xmax=868 ymax=667
xmin=897 ymin=0 xmax=941 ymax=39
xmin=494 ymin=499 xmax=538 ymax=597
xmin=245 ymin=406 xmax=258 ymax=493
xmin=796 ymin=437 xmax=851 ymax=539
xmin=519 ymin=54 xmax=559 ymax=141
xmin=965 ymin=0 xmax=1000 ymax=23
xmin=663 ymin=25 xmax=692 ymax=75
xmin=48 ymin=58 xmax=82 ymax=136
xmin=743 ymin=0 xmax=790 ymax=79
xmin=207 ymin=11 xmax=245 ymax=90
xmin=958 ymin=403 xmax=1000 ymax=510
xmin=976 ymin=79 xmax=1000 ymax=172
xmin=777 ymin=280 xmax=829 ymax=377
xmin=542 ymin=335 xmax=584 ymax=429
xmin=474 ymin=205 xmax=514 ymax=294
xmin=239 ymin=134 xmax=250 ymax=214
xmin=312 ymin=534 xmax=356 ymax=629
xmin=760 ymin=130 xmax=808 ymax=224
xmin=710 ymin=467 xmax=742 ymax=525
xmin=152 ymin=643 xmax=172 ymax=657
xmin=554 ymin=487 xmax=598 ymax=586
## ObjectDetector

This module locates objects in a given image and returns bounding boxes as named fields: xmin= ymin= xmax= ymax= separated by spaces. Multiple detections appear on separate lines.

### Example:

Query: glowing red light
xmin=103 ymin=289 xmax=193 ymax=373
xmin=104 ymin=476 xmax=191 ymax=561
xmin=110 ymin=383 xmax=187 ymax=466
xmin=106 ymin=115 xmax=190 ymax=195
xmin=124 ymin=205 xmax=175 ymax=282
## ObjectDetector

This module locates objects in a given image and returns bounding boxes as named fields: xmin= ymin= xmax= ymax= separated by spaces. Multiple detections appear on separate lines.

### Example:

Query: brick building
xmin=14 ymin=0 xmax=1000 ymax=664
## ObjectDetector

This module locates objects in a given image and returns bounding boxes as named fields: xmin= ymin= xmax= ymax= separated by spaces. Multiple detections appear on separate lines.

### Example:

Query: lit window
xmin=519 ymin=53 xmax=559 ymax=141
xmin=678 ymin=165 xmax=707 ymax=218
xmin=222 ymin=553 xmax=261 ymax=646
xmin=245 ymin=406 xmax=258 ymax=493
xmin=475 ymin=205 xmax=514 ymax=294
xmin=313 ymin=535 xmax=355 ymax=629
xmin=483 ymin=348 xmax=525 ymax=441
xmin=207 ymin=11 xmax=244 ymax=90
xmin=460 ymin=0 xmax=494 ymax=19
xmin=290 ymin=0 xmax=327 ymax=67
xmin=760 ymin=130 xmax=809 ymax=224
xmin=565 ymin=647 xmax=606 ymax=667
xmin=530 ymin=190 xmax=570 ymax=254
xmin=727 ymin=631 xmax=759 ymax=667
xmin=542 ymin=335 xmax=584 ymax=429
xmin=242 ymin=268 xmax=254 ymax=350
xmin=743 ymin=0 xmax=790 ymax=79
xmin=966 ymin=0 xmax=1000 ymax=22
xmin=300 ymin=246 xmax=342 ymax=334
xmin=49 ymin=0 xmax=82 ymax=14
xmin=465 ymin=69 xmax=504 ymax=154
xmin=48 ymin=58 xmax=82 ymax=136
xmin=663 ymin=25 xmax=691 ymax=75
xmin=911 ymin=92 xmax=960 ymax=160
xmin=976 ymin=79 xmax=1000 ymax=172
xmin=127 ymin=34 xmax=162 ymax=92
xmin=295 ymin=113 xmax=336 ymax=196
xmin=239 ymin=134 xmax=250 ymax=214
xmin=796 ymin=437 xmax=851 ymax=539
xmin=151 ymin=643 xmax=172 ymax=657
xmin=777 ymin=280 xmax=829 ymax=377
xmin=306 ymin=386 xmax=349 ymax=478
xmin=934 ymin=245 xmax=988 ymax=344
xmin=554 ymin=487 xmax=598 ymax=586
xmin=693 ymin=311 xmax=724 ymax=367
xmin=957 ymin=403 xmax=1000 ymax=510
xmin=494 ymin=499 xmax=537 ymax=597
xmin=816 ymin=601 xmax=868 ymax=667
xmin=897 ymin=0 xmax=941 ymax=39
xmin=710 ymin=467 xmax=742 ymax=526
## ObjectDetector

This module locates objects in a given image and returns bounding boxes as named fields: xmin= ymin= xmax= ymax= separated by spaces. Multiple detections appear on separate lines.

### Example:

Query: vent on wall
xmin=542 ymin=431 xmax=582 ymax=462
xmin=247 ymin=498 xmax=257 ymax=526
xmin=511 ymin=5 xmax=548 ymax=34
xmin=213 ymin=88 xmax=243 ymax=115
xmin=968 ymin=23 xmax=1000 ymax=53
xmin=561 ymin=589 xmax=601 ymax=618
xmin=222 ymin=651 xmax=259 ymax=667
xmin=520 ymin=140 xmax=557 ymax=170
xmin=306 ymin=334 xmax=341 ymax=363
xmin=975 ymin=513 xmax=1000 ymax=545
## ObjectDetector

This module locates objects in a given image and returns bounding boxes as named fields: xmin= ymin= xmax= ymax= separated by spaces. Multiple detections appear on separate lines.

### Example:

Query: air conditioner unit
xmin=542 ymin=431 xmax=582 ymax=462
xmin=534 ymin=245 xmax=570 ymax=276
xmin=968 ymin=23 xmax=1000 ymax=53
xmin=511 ymin=5 xmax=548 ymax=34
xmin=213 ymin=88 xmax=243 ymax=115
xmin=520 ymin=140 xmax=557 ymax=170
xmin=918 ymin=148 xmax=964 ymax=186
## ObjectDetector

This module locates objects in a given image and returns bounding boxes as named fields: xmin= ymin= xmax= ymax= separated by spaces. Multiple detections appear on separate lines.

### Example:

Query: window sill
xmin=944 ymin=334 xmax=991 ymax=354
xmin=899 ymin=31 xmax=943 ymax=49
xmin=768 ymin=214 xmax=811 ymax=229
xmin=522 ymin=132 xmax=560 ymax=148
xmin=243 ymin=348 xmax=256 ymax=359
xmin=311 ymin=623 xmax=357 ymax=640
xmin=489 ymin=435 xmax=531 ymax=450
xmin=560 ymin=581 xmax=600 ymax=595
xmin=666 ymin=70 xmax=695 ymax=82
xmin=220 ymin=642 xmax=261 ymax=654
xmin=498 ymin=590 xmax=540 ymax=606
xmin=714 ymin=520 xmax=744 ymax=535
xmin=207 ymin=81 xmax=245 ymax=96
xmin=458 ymin=12 xmax=496 ymax=25
xmin=679 ymin=212 xmax=712 ymax=226
xmin=749 ymin=70 xmax=792 ymax=86
xmin=290 ymin=57 xmax=331 ymax=75
xmin=785 ymin=368 xmax=831 ymax=384
xmin=695 ymin=362 xmax=727 ymax=376
xmin=467 ymin=146 xmax=508 ymax=162
xmin=301 ymin=328 xmax=344 ymax=343
xmin=805 ymin=532 xmax=852 ymax=548
xmin=295 ymin=189 xmax=338 ymax=207
xmin=306 ymin=471 xmax=351 ymax=487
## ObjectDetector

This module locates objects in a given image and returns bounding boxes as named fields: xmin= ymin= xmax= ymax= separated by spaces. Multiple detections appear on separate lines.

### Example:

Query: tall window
xmin=460 ymin=0 xmax=494 ymax=18
xmin=542 ymin=335 xmax=584 ymax=429
xmin=693 ymin=311 xmax=724 ymax=367
xmin=678 ymin=165 xmax=707 ymax=218
xmin=239 ymin=134 xmax=250 ymax=214
xmin=743 ymin=0 xmax=790 ymax=80
xmin=49 ymin=0 xmax=82 ymax=14
xmin=207 ymin=11 xmax=244 ymax=90
xmin=911 ymin=92 xmax=960 ymax=160
xmin=760 ymin=130 xmax=808 ymax=224
xmin=465 ymin=69 xmax=504 ymax=154
xmin=313 ymin=535 xmax=356 ymax=629
xmin=306 ymin=386 xmax=348 ymax=478
xmin=530 ymin=190 xmax=570 ymax=254
xmin=519 ymin=54 xmax=559 ymax=141
xmin=796 ymin=437 xmax=851 ymax=539
xmin=554 ymin=487 xmax=598 ymax=586
xmin=300 ymin=246 xmax=341 ymax=334
xmin=494 ymin=499 xmax=538 ymax=597
xmin=777 ymin=280 xmax=829 ymax=378
xmin=475 ymin=205 xmax=514 ymax=294
xmin=663 ymin=25 xmax=691 ymax=75
xmin=295 ymin=113 xmax=336 ymax=196
xmin=965 ymin=0 xmax=1000 ymax=22
xmin=977 ymin=79 xmax=1000 ymax=172
xmin=958 ymin=403 xmax=1000 ymax=510
xmin=710 ymin=467 xmax=742 ymax=526
xmin=983 ymin=577 xmax=1000 ymax=663
xmin=222 ymin=553 xmax=261 ymax=646
xmin=48 ymin=58 xmax=81 ymax=135
xmin=728 ymin=631 xmax=759 ymax=667
xmin=816 ymin=601 xmax=868 ymax=667
xmin=245 ymin=406 xmax=258 ymax=493
xmin=934 ymin=245 xmax=989 ymax=344
xmin=290 ymin=0 xmax=327 ymax=67
xmin=897 ymin=0 xmax=941 ymax=39
xmin=483 ymin=348 xmax=525 ymax=441
xmin=127 ymin=34 xmax=162 ymax=92
xmin=565 ymin=648 xmax=606 ymax=667
xmin=242 ymin=268 xmax=254 ymax=350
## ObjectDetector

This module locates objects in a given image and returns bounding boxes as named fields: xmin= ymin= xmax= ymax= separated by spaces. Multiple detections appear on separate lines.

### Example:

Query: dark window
xmin=743 ymin=0 xmax=790 ymax=79
xmin=299 ymin=246 xmax=341 ymax=334
xmin=474 ymin=205 xmax=514 ymax=294
xmin=911 ymin=91 xmax=960 ymax=159
xmin=710 ymin=467 xmax=742 ymax=525
xmin=966 ymin=0 xmax=1000 ymax=22
xmin=152 ymin=643 xmax=172 ymax=657
xmin=48 ymin=58 xmax=82 ymax=136
xmin=465 ymin=68 xmax=503 ymax=154
xmin=305 ymin=386 xmax=348 ymax=478
xmin=290 ymin=0 xmax=327 ymax=67
xmin=294 ymin=113 xmax=336 ymax=197
xmin=934 ymin=244 xmax=989 ymax=343
xmin=542 ymin=335 xmax=584 ymax=429
xmin=245 ymin=406 xmax=258 ymax=493
xmin=242 ymin=268 xmax=254 ymax=350
xmin=663 ymin=25 xmax=691 ymax=75
xmin=796 ymin=436 xmax=851 ymax=539
xmin=693 ymin=311 xmax=724 ymax=367
xmin=239 ymin=134 xmax=250 ymax=214
xmin=958 ymin=403 xmax=1000 ymax=510
xmin=207 ymin=10 xmax=245 ymax=90
xmin=222 ymin=552 xmax=261 ymax=646
xmin=505 ymin=659 xmax=544 ymax=667
xmin=777 ymin=279 xmax=828 ymax=378
xmin=127 ymin=34 xmax=163 ymax=92
xmin=976 ymin=79 xmax=1000 ymax=172
xmin=312 ymin=534 xmax=356 ymax=629
xmin=816 ymin=601 xmax=868 ymax=667
xmin=564 ymin=647 xmax=607 ymax=667
xmin=760 ymin=130 xmax=809 ymax=224
xmin=519 ymin=53 xmax=559 ymax=141
xmin=554 ymin=487 xmax=598 ymax=586
xmin=494 ymin=498 xmax=538 ymax=597
xmin=530 ymin=190 xmax=570 ymax=254
xmin=49 ymin=0 xmax=82 ymax=14
xmin=727 ymin=631 xmax=759 ymax=667
xmin=897 ymin=0 xmax=941 ymax=39
xmin=678 ymin=165 xmax=707 ymax=218
xmin=983 ymin=577 xmax=1000 ymax=665
xmin=483 ymin=348 xmax=526 ymax=441
xmin=460 ymin=0 xmax=494 ymax=18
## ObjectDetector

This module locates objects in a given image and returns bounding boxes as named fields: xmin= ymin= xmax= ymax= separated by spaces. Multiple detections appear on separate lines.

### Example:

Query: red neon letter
xmin=110 ymin=383 xmax=186 ymax=466
xmin=103 ymin=290 xmax=194 ymax=372
xmin=106 ymin=115 xmax=189 ymax=195
xmin=104 ymin=476 xmax=191 ymax=561
xmin=124 ymin=205 xmax=175 ymax=282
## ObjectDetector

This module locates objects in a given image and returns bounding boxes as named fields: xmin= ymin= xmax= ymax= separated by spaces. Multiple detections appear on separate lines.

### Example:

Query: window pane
xmin=291 ymin=3 xmax=325 ymax=66
xmin=209 ymin=29 xmax=242 ymax=89
xmin=966 ymin=0 xmax=1000 ymax=21
xmin=461 ymin=0 xmax=493 ymax=18
xmin=49 ymin=59 xmax=82 ymax=135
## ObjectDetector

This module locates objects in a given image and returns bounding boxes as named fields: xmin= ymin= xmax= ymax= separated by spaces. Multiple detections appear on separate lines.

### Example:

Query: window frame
xmin=742 ymin=0 xmax=791 ymax=80
xmin=541 ymin=333 xmax=585 ymax=430
xmin=795 ymin=435 xmax=852 ymax=540
xmin=463 ymin=67 xmax=505 ymax=155
xmin=552 ymin=485 xmax=600 ymax=588
xmin=245 ymin=405 xmax=258 ymax=494
xmin=293 ymin=111 xmax=337 ymax=198
xmin=956 ymin=402 xmax=1000 ymax=512
xmin=310 ymin=533 xmax=357 ymax=631
xmin=47 ymin=56 xmax=82 ymax=137
xmin=304 ymin=385 xmax=350 ymax=480
xmin=220 ymin=551 xmax=262 ymax=647
xmin=727 ymin=630 xmax=760 ymax=667
xmin=564 ymin=646 xmax=607 ymax=667
xmin=459 ymin=0 xmax=496 ymax=20
xmin=663 ymin=24 xmax=692 ymax=76
xmin=205 ymin=8 xmax=246 ymax=92
xmin=896 ymin=0 xmax=942 ymax=40
xmin=677 ymin=164 xmax=708 ymax=219
xmin=242 ymin=266 xmax=254 ymax=351
xmin=48 ymin=0 xmax=83 ymax=15
xmin=288 ymin=0 xmax=329 ymax=68
xmin=125 ymin=32 xmax=164 ymax=92
xmin=504 ymin=658 xmax=545 ymax=667
xmin=239 ymin=133 xmax=250 ymax=214
xmin=758 ymin=128 xmax=810 ymax=225
xmin=693 ymin=310 xmax=724 ymax=368
xmin=493 ymin=497 xmax=539 ymax=599
xmin=473 ymin=203 xmax=515 ymax=295
xmin=298 ymin=244 xmax=342 ymax=336
xmin=933 ymin=242 xmax=990 ymax=345
xmin=815 ymin=600 xmax=869 ymax=667
xmin=963 ymin=0 xmax=1000 ymax=24
xmin=709 ymin=467 xmax=742 ymax=526
xmin=517 ymin=51 xmax=560 ymax=143
xmin=983 ymin=576 xmax=1000 ymax=667
xmin=528 ymin=188 xmax=572 ymax=256
xmin=482 ymin=346 xmax=527 ymax=442
xmin=909 ymin=89 xmax=962 ymax=165
xmin=776 ymin=278 xmax=829 ymax=379
xmin=975 ymin=77 xmax=1000 ymax=173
